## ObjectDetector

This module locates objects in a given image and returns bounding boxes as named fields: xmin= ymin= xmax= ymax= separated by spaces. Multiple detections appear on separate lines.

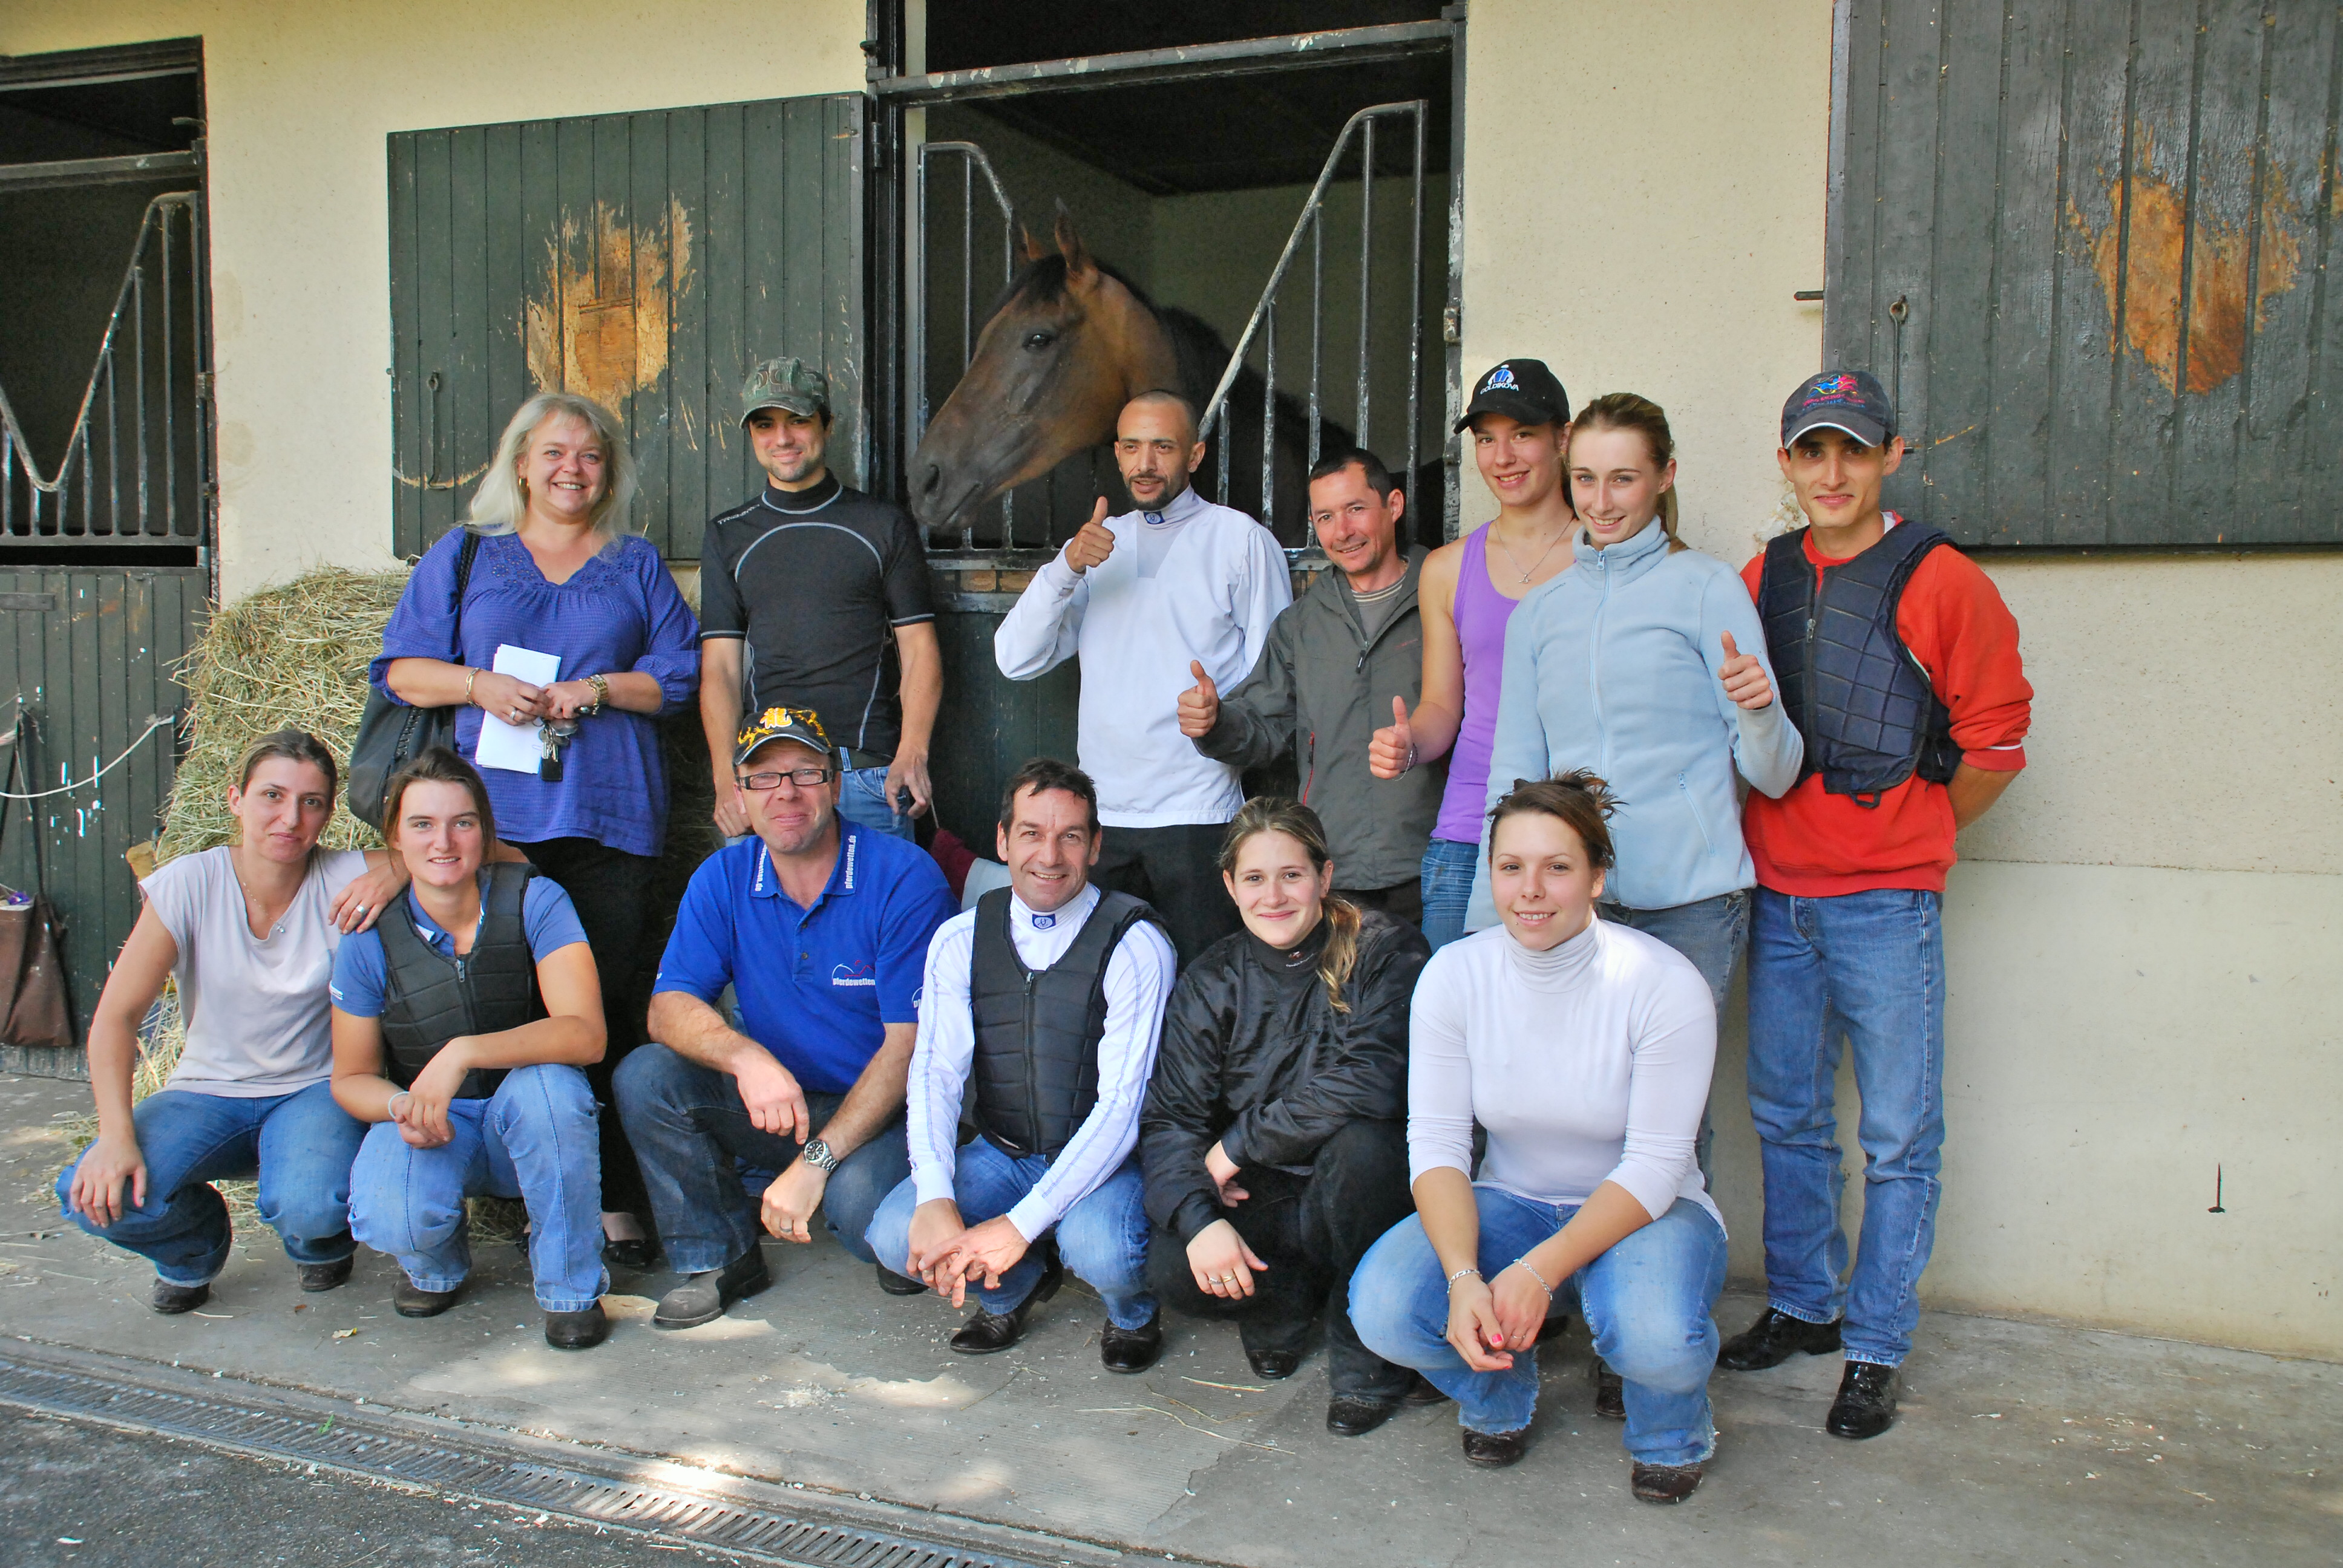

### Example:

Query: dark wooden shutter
xmin=1827 ymin=0 xmax=2342 ymax=546
xmin=388 ymin=93 xmax=863 ymax=560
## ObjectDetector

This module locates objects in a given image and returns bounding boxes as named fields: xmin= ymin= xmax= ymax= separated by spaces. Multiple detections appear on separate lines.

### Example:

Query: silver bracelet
xmin=1444 ymin=1266 xmax=1482 ymax=1292
xmin=387 ymin=1090 xmax=411 ymax=1119
xmin=1508 ymin=1257 xmax=1555 ymax=1298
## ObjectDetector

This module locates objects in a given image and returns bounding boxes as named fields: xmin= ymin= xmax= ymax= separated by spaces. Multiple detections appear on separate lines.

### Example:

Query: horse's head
xmin=909 ymin=210 xmax=1181 ymax=538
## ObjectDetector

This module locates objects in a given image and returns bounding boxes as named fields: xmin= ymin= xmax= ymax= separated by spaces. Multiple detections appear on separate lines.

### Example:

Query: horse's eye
xmin=1023 ymin=331 xmax=1055 ymax=351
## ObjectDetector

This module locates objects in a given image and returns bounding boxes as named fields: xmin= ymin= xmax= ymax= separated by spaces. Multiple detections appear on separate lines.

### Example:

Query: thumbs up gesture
xmin=1064 ymin=497 xmax=1117 ymax=574
xmin=1177 ymin=659 xmax=1221 ymax=739
xmin=1368 ymin=695 xmax=1417 ymax=779
xmin=1719 ymin=631 xmax=1774 ymax=711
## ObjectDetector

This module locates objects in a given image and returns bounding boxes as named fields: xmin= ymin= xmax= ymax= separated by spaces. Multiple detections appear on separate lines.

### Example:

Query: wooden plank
xmin=411 ymin=130 xmax=459 ymax=552
xmin=702 ymin=101 xmax=751 ymax=512
xmin=388 ymin=133 xmax=422 ymax=557
xmin=1832 ymin=3 xmax=1891 ymax=385
xmin=665 ymin=106 xmax=712 ymax=559
xmin=93 ymin=571 xmax=131 ymax=984
xmin=446 ymin=125 xmax=494 ymax=532
xmin=1867 ymin=0 xmax=1945 ymax=527
xmin=629 ymin=110 xmax=674 ymax=555
xmin=2042 ymin=0 xmax=2131 ymax=544
xmin=1975 ymin=0 xmax=2065 ymax=544
xmin=2298 ymin=6 xmax=2343 ymax=536
xmin=520 ymin=115 xmax=560 ymax=417
xmin=2099 ymin=2 xmax=2193 ymax=537
xmin=483 ymin=120 xmax=528 ymax=466
xmin=1915 ymin=0 xmax=2005 ymax=540
xmin=831 ymin=94 xmax=866 ymax=488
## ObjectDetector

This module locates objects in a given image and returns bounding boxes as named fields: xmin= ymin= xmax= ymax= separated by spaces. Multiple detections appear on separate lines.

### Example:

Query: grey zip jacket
xmin=1190 ymin=547 xmax=1445 ymax=891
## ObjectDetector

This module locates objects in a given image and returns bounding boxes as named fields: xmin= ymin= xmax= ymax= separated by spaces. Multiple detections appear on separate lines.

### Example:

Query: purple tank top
xmin=1434 ymin=523 xmax=1522 ymax=843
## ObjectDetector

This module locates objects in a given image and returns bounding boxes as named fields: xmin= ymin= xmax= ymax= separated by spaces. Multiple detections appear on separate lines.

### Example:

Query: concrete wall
xmin=0 ymin=1 xmax=867 ymax=599
xmin=1467 ymin=0 xmax=2343 ymax=1358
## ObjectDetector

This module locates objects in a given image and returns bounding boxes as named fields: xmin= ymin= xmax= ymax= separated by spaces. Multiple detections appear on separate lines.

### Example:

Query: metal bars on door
xmin=0 ymin=190 xmax=211 ymax=551
xmin=906 ymin=140 xmax=1018 ymax=550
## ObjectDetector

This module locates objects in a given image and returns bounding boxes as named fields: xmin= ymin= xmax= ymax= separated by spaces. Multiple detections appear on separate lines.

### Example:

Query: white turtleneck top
xmin=1406 ymin=914 xmax=1722 ymax=1229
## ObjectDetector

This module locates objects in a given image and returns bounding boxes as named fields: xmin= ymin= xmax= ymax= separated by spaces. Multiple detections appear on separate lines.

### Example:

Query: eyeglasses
xmin=737 ymin=766 xmax=833 ymax=791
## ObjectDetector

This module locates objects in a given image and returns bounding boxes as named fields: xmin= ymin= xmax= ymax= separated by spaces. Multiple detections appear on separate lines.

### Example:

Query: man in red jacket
xmin=1720 ymin=370 xmax=2031 ymax=1440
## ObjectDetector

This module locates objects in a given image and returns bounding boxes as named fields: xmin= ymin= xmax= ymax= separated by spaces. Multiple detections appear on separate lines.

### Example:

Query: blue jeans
xmin=1744 ymin=887 xmax=1945 ymax=1367
xmin=613 ymin=1042 xmax=908 ymax=1273
xmin=867 ymin=1138 xmax=1156 ymax=1329
xmin=1419 ymin=837 xmax=1479 ymax=950
xmin=349 ymin=1064 xmax=606 ymax=1313
xmin=1603 ymin=889 xmax=1749 ymax=1179
xmin=56 ymin=1080 xmax=365 ymax=1287
xmin=1349 ymin=1187 xmax=1727 ymax=1465
xmin=836 ymin=764 xmax=914 ymax=840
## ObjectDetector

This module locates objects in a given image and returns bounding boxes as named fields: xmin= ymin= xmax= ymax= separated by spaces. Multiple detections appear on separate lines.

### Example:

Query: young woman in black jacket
xmin=1139 ymin=799 xmax=1434 ymax=1437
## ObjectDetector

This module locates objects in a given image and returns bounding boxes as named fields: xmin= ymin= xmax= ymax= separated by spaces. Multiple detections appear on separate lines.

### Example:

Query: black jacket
xmin=1139 ymin=909 xmax=1430 ymax=1243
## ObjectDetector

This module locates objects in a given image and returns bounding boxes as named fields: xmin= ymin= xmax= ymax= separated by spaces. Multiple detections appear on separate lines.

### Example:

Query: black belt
xmin=837 ymin=748 xmax=890 ymax=773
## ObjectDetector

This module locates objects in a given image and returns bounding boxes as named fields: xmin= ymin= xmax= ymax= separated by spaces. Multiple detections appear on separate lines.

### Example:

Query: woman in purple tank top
xmin=1369 ymin=360 xmax=1577 ymax=946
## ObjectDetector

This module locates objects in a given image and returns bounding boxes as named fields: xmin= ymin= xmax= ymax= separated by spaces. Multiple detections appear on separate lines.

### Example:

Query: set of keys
xmin=538 ymin=717 xmax=580 ymax=782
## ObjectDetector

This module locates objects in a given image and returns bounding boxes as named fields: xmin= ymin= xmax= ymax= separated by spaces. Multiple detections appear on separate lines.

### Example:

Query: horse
xmin=908 ymin=210 xmax=1379 ymax=552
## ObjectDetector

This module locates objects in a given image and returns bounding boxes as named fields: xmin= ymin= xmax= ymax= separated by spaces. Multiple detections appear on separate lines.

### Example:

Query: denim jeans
xmin=1419 ymin=837 xmax=1479 ymax=950
xmin=613 ymin=1042 xmax=908 ymax=1273
xmin=836 ymin=764 xmax=914 ymax=841
xmin=348 ymin=1063 xmax=606 ymax=1312
xmin=1349 ymin=1187 xmax=1728 ymax=1465
xmin=1744 ymin=887 xmax=1945 ymax=1367
xmin=1601 ymin=888 xmax=1749 ymax=1178
xmin=56 ymin=1079 xmax=365 ymax=1287
xmin=867 ymin=1138 xmax=1156 ymax=1329
xmin=1145 ymin=1120 xmax=1414 ymax=1399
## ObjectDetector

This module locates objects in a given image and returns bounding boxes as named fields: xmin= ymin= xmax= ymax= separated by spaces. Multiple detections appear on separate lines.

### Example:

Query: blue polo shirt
xmin=652 ymin=826 xmax=956 ymax=1094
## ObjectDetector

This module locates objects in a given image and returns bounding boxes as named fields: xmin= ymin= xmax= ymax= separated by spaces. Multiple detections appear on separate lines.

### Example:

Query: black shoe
xmin=1826 ymin=1360 xmax=1900 ymax=1440
xmin=1247 ymin=1347 xmax=1301 ymax=1380
xmin=297 ymin=1257 xmax=353 ymax=1293
xmin=876 ymin=1263 xmax=926 ymax=1296
xmin=394 ymin=1277 xmax=461 ymax=1318
xmin=603 ymin=1236 xmax=659 ymax=1272
xmin=1326 ymin=1395 xmax=1401 ymax=1437
xmin=1719 ymin=1307 xmax=1843 ymax=1371
xmin=1631 ymin=1461 xmax=1703 ymax=1504
xmin=1101 ymin=1312 xmax=1164 ymax=1374
xmin=1593 ymin=1361 xmax=1625 ymax=1420
xmin=151 ymin=1278 xmax=210 ymax=1315
xmin=949 ymin=1250 xmax=1063 ymax=1354
xmin=1401 ymin=1372 xmax=1450 ymax=1407
xmin=544 ymin=1302 xmax=609 ymax=1350
xmin=654 ymin=1248 xmax=770 ymax=1330
xmin=1461 ymin=1427 xmax=1527 ymax=1468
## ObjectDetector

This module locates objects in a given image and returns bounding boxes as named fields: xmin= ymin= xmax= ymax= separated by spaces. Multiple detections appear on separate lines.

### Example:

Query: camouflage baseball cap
xmin=733 ymin=705 xmax=834 ymax=768
xmin=739 ymin=355 xmax=831 ymax=425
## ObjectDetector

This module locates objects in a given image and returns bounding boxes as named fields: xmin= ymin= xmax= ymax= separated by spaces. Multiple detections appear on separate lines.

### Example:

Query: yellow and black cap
xmin=733 ymin=705 xmax=834 ymax=768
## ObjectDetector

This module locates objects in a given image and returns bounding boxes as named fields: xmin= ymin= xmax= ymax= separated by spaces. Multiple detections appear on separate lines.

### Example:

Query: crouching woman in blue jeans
xmin=1350 ymin=773 xmax=1728 ymax=1504
xmin=329 ymin=747 xmax=611 ymax=1350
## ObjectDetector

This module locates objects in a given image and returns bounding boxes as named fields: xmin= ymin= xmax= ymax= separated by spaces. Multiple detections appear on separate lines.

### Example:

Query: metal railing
xmin=0 ymin=189 xmax=210 ymax=549
xmin=1198 ymin=100 xmax=1426 ymax=543
xmin=907 ymin=140 xmax=1020 ymax=550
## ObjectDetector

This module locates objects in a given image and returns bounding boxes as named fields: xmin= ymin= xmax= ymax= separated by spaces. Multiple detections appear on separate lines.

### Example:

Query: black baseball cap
xmin=1456 ymin=359 xmax=1571 ymax=433
xmin=1780 ymin=370 xmax=1896 ymax=448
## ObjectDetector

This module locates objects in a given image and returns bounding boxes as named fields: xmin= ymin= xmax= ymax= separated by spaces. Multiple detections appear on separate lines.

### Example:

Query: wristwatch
xmin=799 ymin=1137 xmax=839 ymax=1173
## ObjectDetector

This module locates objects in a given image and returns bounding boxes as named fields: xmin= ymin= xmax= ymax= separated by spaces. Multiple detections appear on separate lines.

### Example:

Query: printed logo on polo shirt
xmin=831 ymin=961 xmax=877 ymax=987
xmin=1482 ymin=365 xmax=1519 ymax=392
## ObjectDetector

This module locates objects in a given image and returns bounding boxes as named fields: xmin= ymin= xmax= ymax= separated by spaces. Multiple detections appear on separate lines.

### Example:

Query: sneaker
xmin=653 ymin=1247 xmax=771 ymax=1330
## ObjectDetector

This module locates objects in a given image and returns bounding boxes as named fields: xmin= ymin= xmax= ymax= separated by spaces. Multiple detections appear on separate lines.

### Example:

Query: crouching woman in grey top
xmin=1349 ymin=772 xmax=1726 ymax=1504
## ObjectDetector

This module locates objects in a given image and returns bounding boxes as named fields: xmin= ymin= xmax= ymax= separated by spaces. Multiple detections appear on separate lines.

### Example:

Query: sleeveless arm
xmin=1466 ymin=599 xmax=1554 ymax=931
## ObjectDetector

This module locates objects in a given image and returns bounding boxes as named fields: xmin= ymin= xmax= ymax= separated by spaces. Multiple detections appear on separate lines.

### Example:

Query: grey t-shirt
xmin=143 ymin=846 xmax=369 ymax=1097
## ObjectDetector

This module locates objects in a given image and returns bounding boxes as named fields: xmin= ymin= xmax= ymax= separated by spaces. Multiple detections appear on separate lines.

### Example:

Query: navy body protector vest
xmin=1757 ymin=520 xmax=1962 ymax=806
xmin=968 ymin=887 xmax=1160 ymax=1161
xmin=376 ymin=862 xmax=543 ymax=1099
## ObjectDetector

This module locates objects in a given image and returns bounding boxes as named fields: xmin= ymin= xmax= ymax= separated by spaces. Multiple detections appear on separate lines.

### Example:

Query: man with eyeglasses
xmin=616 ymin=708 xmax=957 ymax=1328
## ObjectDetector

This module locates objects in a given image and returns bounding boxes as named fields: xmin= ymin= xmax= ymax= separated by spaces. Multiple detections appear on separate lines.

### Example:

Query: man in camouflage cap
xmin=697 ymin=354 xmax=942 ymax=847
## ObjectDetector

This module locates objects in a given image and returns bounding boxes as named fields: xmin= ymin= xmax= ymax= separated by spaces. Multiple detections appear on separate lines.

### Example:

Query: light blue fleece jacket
xmin=1466 ymin=518 xmax=1803 ymax=927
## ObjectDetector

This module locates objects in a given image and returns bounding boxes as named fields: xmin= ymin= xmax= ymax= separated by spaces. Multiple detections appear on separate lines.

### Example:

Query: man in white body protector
xmin=994 ymin=391 xmax=1290 ymax=965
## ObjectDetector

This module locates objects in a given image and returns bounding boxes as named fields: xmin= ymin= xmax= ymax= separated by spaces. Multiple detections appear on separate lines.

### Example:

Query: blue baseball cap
xmin=1781 ymin=370 xmax=1896 ymax=448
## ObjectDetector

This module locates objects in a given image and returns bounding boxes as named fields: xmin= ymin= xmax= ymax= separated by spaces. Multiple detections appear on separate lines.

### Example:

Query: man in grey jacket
xmin=1176 ymin=449 xmax=1443 ymax=923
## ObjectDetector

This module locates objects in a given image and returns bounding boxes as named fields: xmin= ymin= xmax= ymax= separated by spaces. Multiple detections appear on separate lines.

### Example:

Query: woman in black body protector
xmin=1139 ymin=799 xmax=1434 ymax=1436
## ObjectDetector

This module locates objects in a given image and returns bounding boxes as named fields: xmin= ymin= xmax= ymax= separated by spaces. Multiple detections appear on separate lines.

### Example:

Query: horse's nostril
xmin=919 ymin=463 xmax=941 ymax=497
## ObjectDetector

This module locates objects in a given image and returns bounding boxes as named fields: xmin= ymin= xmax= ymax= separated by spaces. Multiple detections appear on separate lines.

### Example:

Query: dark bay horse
xmin=908 ymin=211 xmax=1350 ymax=550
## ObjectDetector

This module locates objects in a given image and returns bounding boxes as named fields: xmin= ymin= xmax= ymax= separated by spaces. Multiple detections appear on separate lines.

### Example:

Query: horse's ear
xmin=1015 ymin=223 xmax=1046 ymax=267
xmin=1053 ymin=203 xmax=1097 ymax=287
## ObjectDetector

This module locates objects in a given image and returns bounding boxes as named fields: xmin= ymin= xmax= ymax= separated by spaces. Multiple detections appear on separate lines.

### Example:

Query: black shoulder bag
xmin=348 ymin=528 xmax=480 ymax=832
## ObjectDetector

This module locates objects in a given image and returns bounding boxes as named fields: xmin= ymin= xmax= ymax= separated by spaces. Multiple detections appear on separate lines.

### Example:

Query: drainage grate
xmin=0 ymin=1351 xmax=1084 ymax=1568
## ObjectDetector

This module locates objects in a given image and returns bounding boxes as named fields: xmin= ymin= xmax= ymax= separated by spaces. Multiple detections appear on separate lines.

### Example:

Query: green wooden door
xmin=388 ymin=93 xmax=865 ymax=561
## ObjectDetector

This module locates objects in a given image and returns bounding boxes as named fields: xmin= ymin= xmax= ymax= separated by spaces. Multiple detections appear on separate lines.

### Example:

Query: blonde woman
xmin=373 ymin=391 xmax=698 ymax=1266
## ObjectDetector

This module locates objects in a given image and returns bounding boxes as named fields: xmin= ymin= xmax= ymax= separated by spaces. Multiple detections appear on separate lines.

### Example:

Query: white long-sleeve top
xmin=992 ymin=485 xmax=1291 ymax=827
xmin=1408 ymin=915 xmax=1723 ymax=1229
xmin=909 ymin=883 xmax=1179 ymax=1241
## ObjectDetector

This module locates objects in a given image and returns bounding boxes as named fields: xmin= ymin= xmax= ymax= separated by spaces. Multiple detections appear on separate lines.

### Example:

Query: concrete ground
xmin=4 ymin=1070 xmax=2336 ymax=1567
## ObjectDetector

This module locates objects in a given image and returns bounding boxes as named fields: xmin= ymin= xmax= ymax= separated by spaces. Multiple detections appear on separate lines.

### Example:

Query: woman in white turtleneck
xmin=1348 ymin=771 xmax=1727 ymax=1504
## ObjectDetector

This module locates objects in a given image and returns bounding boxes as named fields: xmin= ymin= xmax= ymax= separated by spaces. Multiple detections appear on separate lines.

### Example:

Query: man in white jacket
xmin=994 ymin=391 xmax=1290 ymax=963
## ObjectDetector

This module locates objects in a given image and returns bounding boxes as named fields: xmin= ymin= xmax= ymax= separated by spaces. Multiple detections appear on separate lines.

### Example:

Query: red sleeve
xmin=1896 ymin=549 xmax=2031 ymax=771
xmin=1739 ymin=554 xmax=1766 ymax=600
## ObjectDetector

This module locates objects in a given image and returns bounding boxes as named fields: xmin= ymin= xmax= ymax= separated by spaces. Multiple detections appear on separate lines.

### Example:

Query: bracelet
xmin=1444 ymin=1266 xmax=1482 ymax=1292
xmin=387 ymin=1090 xmax=410 ymax=1119
xmin=1507 ymin=1257 xmax=1555 ymax=1298
xmin=462 ymin=668 xmax=480 ymax=707
xmin=585 ymin=673 xmax=609 ymax=713
xmin=1405 ymin=741 xmax=1420 ymax=772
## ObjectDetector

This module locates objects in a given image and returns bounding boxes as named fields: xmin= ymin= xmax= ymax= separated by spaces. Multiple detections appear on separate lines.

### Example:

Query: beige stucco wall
xmin=0 ymin=0 xmax=867 ymax=600
xmin=1467 ymin=0 xmax=2343 ymax=1357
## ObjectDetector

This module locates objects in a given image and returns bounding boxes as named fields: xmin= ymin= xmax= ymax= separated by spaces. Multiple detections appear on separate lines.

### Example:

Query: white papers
xmin=473 ymin=644 xmax=562 ymax=774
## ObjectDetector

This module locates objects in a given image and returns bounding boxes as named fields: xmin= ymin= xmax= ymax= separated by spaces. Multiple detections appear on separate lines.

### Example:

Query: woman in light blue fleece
xmin=1468 ymin=393 xmax=1803 ymax=1007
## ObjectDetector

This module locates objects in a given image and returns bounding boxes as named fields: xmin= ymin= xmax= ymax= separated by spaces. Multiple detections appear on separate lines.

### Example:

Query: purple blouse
xmin=371 ymin=529 xmax=700 ymax=858
xmin=1433 ymin=523 xmax=1522 ymax=844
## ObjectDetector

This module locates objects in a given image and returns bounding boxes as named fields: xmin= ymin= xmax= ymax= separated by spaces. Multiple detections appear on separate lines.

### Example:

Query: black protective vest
xmin=1757 ymin=522 xmax=1962 ymax=805
xmin=376 ymin=863 xmax=542 ymax=1099
xmin=968 ymin=887 xmax=1159 ymax=1160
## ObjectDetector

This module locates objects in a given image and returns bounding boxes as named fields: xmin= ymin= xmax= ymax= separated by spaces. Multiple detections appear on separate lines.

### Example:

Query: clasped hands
xmin=387 ymin=1045 xmax=476 ymax=1148
xmin=468 ymin=669 xmax=606 ymax=727
xmin=906 ymin=1200 xmax=1032 ymax=1308
xmin=1443 ymin=1258 xmax=1556 ymax=1373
